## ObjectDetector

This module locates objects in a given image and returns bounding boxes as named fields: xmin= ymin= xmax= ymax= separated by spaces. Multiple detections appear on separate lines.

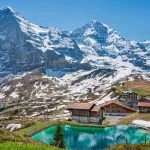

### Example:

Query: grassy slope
xmin=0 ymin=128 xmax=34 ymax=144
xmin=0 ymin=142 xmax=61 ymax=150
xmin=0 ymin=127 xmax=62 ymax=150
xmin=115 ymin=79 xmax=150 ymax=97
xmin=120 ymin=113 xmax=150 ymax=124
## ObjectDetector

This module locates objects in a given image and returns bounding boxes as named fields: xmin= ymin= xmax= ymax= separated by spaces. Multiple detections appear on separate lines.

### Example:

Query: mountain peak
xmin=87 ymin=20 xmax=114 ymax=32
xmin=87 ymin=19 xmax=105 ymax=27
xmin=74 ymin=20 xmax=109 ymax=37
xmin=88 ymin=19 xmax=98 ymax=24
xmin=0 ymin=6 xmax=15 ymax=13
xmin=0 ymin=6 xmax=19 ymax=21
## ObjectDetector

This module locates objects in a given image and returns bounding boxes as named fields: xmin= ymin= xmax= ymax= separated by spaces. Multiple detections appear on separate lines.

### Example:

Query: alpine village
xmin=0 ymin=3 xmax=150 ymax=150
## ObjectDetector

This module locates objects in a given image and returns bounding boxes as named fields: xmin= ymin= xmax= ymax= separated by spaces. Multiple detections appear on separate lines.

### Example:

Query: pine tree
xmin=51 ymin=124 xmax=65 ymax=148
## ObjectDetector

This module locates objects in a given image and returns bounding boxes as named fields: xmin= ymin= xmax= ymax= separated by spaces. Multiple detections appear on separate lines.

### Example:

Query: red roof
xmin=90 ymin=105 xmax=102 ymax=112
xmin=100 ymin=100 xmax=136 ymax=112
xmin=67 ymin=103 xmax=94 ymax=110
xmin=139 ymin=97 xmax=150 ymax=102
xmin=138 ymin=102 xmax=150 ymax=107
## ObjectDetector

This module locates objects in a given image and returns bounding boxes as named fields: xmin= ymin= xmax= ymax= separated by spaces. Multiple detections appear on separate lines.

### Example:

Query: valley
xmin=0 ymin=6 xmax=150 ymax=150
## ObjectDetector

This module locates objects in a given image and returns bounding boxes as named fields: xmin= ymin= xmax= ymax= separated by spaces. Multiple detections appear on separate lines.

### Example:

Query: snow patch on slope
xmin=132 ymin=120 xmax=150 ymax=128
xmin=10 ymin=92 xmax=19 ymax=98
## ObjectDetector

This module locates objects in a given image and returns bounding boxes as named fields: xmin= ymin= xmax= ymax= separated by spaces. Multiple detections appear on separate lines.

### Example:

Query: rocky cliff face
xmin=0 ymin=7 xmax=83 ymax=77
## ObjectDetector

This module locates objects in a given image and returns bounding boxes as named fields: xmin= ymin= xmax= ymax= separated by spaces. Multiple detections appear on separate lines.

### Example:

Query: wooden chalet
xmin=100 ymin=100 xmax=136 ymax=116
xmin=67 ymin=103 xmax=103 ymax=124
xmin=138 ymin=102 xmax=150 ymax=113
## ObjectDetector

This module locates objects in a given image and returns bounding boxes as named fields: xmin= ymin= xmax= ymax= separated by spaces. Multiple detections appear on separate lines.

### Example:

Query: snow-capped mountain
xmin=0 ymin=7 xmax=150 ymax=78
xmin=0 ymin=7 xmax=84 ymax=77
xmin=70 ymin=20 xmax=150 ymax=70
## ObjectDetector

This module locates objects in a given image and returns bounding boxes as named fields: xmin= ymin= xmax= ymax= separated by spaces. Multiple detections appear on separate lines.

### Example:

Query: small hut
xmin=67 ymin=103 xmax=103 ymax=124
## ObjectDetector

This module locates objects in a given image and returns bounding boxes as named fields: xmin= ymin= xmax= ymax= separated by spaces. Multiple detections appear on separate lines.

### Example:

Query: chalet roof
xmin=90 ymin=105 xmax=102 ymax=112
xmin=100 ymin=100 xmax=136 ymax=112
xmin=138 ymin=102 xmax=150 ymax=107
xmin=139 ymin=97 xmax=150 ymax=101
xmin=67 ymin=103 xmax=94 ymax=110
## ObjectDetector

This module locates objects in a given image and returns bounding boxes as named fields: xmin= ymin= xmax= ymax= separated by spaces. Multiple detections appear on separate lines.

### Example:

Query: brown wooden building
xmin=100 ymin=100 xmax=136 ymax=116
xmin=67 ymin=103 xmax=103 ymax=124
xmin=138 ymin=102 xmax=150 ymax=113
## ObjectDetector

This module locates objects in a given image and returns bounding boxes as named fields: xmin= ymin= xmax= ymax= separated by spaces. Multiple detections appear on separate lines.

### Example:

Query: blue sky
xmin=0 ymin=0 xmax=150 ymax=41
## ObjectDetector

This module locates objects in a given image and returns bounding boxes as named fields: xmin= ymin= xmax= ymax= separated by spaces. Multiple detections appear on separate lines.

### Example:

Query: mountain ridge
xmin=0 ymin=7 xmax=150 ymax=117
xmin=0 ymin=6 xmax=150 ymax=78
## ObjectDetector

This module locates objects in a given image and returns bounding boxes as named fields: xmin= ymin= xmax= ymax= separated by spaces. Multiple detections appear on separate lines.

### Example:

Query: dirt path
xmin=104 ymin=115 xmax=123 ymax=125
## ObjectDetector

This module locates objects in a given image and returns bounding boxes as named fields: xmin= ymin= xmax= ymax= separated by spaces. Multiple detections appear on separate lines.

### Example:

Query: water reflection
xmin=32 ymin=125 xmax=150 ymax=150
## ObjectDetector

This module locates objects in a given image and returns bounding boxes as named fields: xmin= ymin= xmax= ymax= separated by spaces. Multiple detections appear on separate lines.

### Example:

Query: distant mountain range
xmin=0 ymin=7 xmax=150 ymax=117
xmin=0 ymin=7 xmax=150 ymax=78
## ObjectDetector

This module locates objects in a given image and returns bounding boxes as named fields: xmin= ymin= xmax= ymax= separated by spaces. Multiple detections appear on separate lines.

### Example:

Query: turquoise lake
xmin=32 ymin=125 xmax=150 ymax=150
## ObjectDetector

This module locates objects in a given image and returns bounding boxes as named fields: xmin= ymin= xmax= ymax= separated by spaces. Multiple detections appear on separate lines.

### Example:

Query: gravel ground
xmin=104 ymin=115 xmax=123 ymax=125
